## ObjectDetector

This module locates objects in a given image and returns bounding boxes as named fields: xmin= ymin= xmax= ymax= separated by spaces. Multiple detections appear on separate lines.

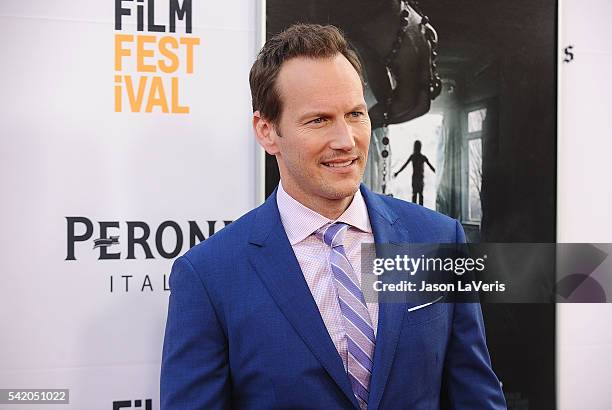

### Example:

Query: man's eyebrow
xmin=298 ymin=111 xmax=330 ymax=122
xmin=297 ymin=104 xmax=368 ymax=122
xmin=349 ymin=103 xmax=368 ymax=112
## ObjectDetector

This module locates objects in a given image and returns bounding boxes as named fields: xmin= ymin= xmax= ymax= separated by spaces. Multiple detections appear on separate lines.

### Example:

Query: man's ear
xmin=253 ymin=111 xmax=280 ymax=155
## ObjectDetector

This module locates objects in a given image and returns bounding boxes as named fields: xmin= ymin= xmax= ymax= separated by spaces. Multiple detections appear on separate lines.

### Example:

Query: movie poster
xmin=265 ymin=1 xmax=557 ymax=408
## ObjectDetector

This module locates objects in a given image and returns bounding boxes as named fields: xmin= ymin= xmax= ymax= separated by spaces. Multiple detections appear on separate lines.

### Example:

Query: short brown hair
xmin=249 ymin=23 xmax=363 ymax=125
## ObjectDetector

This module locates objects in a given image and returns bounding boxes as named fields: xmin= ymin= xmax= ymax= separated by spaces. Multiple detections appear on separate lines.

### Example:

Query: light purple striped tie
xmin=318 ymin=222 xmax=375 ymax=409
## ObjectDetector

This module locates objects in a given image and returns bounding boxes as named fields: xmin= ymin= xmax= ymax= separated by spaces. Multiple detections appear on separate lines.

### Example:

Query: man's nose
xmin=329 ymin=118 xmax=356 ymax=151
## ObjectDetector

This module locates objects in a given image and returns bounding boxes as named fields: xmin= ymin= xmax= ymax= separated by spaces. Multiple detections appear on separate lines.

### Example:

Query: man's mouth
xmin=321 ymin=158 xmax=357 ymax=168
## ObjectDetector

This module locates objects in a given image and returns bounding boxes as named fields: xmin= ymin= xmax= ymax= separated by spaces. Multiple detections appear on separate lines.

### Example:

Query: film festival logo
xmin=65 ymin=217 xmax=231 ymax=293
xmin=114 ymin=0 xmax=200 ymax=113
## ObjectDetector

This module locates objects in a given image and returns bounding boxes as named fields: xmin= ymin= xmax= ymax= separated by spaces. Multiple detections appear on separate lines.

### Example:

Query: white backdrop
xmin=558 ymin=1 xmax=612 ymax=409
xmin=0 ymin=1 xmax=260 ymax=409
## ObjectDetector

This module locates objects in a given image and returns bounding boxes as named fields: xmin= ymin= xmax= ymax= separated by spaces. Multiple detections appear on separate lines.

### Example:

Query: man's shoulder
xmin=366 ymin=190 xmax=461 ymax=242
xmin=181 ymin=205 xmax=260 ymax=268
xmin=372 ymin=191 xmax=456 ymax=225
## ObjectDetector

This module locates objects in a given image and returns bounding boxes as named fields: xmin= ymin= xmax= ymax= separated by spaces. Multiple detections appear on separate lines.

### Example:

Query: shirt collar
xmin=276 ymin=181 xmax=372 ymax=245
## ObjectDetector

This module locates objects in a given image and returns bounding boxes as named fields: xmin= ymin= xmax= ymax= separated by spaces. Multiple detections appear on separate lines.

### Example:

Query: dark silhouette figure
xmin=394 ymin=140 xmax=435 ymax=205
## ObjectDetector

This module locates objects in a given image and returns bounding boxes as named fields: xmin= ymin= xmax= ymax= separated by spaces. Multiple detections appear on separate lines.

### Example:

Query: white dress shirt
xmin=276 ymin=181 xmax=379 ymax=370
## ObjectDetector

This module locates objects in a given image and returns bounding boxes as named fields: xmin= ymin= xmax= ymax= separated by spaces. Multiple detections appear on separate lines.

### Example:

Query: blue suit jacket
xmin=161 ymin=185 xmax=506 ymax=409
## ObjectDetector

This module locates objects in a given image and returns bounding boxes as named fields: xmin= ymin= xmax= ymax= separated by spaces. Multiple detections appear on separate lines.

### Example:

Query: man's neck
xmin=279 ymin=181 xmax=354 ymax=220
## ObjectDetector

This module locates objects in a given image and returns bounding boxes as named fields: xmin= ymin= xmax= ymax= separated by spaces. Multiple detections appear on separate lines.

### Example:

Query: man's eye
xmin=349 ymin=111 xmax=364 ymax=118
xmin=310 ymin=117 xmax=326 ymax=124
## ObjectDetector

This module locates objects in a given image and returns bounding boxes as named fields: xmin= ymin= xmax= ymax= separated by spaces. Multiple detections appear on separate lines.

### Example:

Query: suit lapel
xmin=247 ymin=190 xmax=360 ymax=409
xmin=360 ymin=185 xmax=409 ymax=410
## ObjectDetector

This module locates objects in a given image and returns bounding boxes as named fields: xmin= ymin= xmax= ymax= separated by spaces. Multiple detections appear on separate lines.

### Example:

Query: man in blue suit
xmin=161 ymin=24 xmax=506 ymax=409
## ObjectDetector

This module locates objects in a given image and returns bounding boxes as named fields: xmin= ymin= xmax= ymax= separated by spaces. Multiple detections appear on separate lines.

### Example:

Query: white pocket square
xmin=407 ymin=295 xmax=444 ymax=312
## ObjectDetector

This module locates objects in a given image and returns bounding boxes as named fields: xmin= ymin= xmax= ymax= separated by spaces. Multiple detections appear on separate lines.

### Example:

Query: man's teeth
xmin=325 ymin=160 xmax=353 ymax=167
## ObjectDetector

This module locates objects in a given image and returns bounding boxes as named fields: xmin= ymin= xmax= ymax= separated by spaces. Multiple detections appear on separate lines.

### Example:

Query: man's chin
xmin=321 ymin=180 xmax=361 ymax=200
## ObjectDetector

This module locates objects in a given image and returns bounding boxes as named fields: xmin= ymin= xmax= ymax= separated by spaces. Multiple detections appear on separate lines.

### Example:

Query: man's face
xmin=258 ymin=54 xmax=371 ymax=209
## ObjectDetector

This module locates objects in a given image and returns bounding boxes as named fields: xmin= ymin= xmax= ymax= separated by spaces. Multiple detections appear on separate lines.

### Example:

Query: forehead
xmin=275 ymin=54 xmax=365 ymax=118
